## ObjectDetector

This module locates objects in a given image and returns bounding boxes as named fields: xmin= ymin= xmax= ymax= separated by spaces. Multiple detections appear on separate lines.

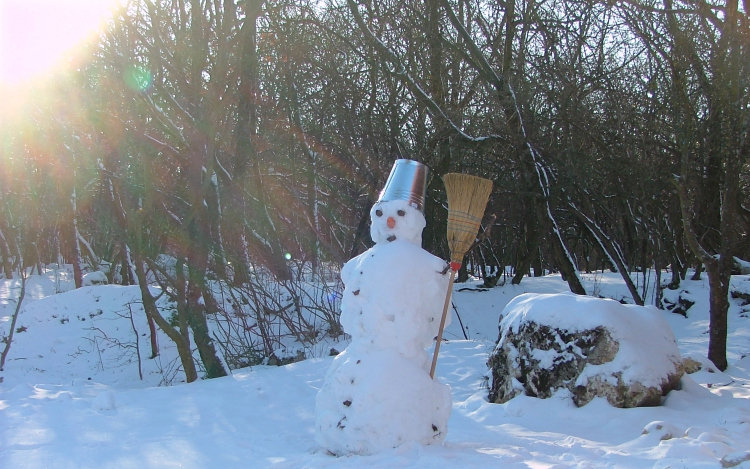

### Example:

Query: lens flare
xmin=123 ymin=66 xmax=152 ymax=92
xmin=326 ymin=291 xmax=341 ymax=304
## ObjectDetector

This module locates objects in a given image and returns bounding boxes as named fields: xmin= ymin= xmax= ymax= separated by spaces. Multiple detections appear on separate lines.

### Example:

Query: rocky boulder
xmin=488 ymin=293 xmax=684 ymax=408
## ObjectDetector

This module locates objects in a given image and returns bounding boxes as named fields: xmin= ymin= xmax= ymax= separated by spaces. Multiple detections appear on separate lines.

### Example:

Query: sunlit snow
xmin=1 ymin=265 xmax=750 ymax=468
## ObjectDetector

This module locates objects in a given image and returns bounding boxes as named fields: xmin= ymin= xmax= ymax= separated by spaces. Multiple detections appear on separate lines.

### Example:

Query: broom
xmin=429 ymin=173 xmax=493 ymax=379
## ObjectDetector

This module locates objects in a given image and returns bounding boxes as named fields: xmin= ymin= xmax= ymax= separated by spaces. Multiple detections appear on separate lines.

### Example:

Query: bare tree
xmin=0 ymin=269 xmax=26 ymax=372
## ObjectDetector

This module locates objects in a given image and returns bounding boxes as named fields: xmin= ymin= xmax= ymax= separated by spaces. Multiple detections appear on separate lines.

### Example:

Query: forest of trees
xmin=0 ymin=0 xmax=747 ymax=375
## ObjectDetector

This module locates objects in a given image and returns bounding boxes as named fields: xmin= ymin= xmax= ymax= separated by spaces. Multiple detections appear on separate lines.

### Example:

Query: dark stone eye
xmin=397 ymin=210 xmax=405 ymax=216
xmin=375 ymin=209 xmax=383 ymax=217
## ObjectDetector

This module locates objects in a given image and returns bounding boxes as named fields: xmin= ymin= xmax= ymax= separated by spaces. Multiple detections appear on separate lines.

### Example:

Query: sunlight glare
xmin=0 ymin=0 xmax=123 ymax=86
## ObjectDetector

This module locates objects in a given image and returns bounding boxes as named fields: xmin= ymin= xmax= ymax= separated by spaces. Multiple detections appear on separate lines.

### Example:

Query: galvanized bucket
xmin=377 ymin=159 xmax=429 ymax=213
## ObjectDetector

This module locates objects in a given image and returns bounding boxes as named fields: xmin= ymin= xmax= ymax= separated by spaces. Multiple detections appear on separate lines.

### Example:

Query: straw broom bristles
xmin=430 ymin=173 xmax=493 ymax=379
xmin=444 ymin=173 xmax=494 ymax=267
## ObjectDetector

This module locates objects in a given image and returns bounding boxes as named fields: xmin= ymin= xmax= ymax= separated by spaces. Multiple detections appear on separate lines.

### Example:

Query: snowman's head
xmin=370 ymin=199 xmax=426 ymax=245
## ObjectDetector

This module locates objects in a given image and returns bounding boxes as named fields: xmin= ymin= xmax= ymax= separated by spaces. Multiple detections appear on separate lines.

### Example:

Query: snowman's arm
xmin=340 ymin=252 xmax=365 ymax=285
xmin=425 ymin=254 xmax=451 ymax=275
xmin=340 ymin=259 xmax=355 ymax=285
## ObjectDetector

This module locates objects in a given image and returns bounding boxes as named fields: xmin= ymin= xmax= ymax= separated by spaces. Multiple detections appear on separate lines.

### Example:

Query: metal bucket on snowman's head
xmin=376 ymin=159 xmax=429 ymax=213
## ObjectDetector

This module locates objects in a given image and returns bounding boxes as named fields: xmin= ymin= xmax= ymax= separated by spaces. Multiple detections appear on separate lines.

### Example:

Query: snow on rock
xmin=683 ymin=356 xmax=703 ymax=374
xmin=82 ymin=271 xmax=108 ymax=286
xmin=488 ymin=293 xmax=684 ymax=407
xmin=732 ymin=257 xmax=750 ymax=275
xmin=662 ymin=287 xmax=696 ymax=317
xmin=641 ymin=420 xmax=685 ymax=441
xmin=92 ymin=390 xmax=116 ymax=410
xmin=722 ymin=451 xmax=750 ymax=468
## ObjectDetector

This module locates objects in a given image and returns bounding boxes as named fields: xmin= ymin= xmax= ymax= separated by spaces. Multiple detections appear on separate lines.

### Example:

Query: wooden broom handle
xmin=430 ymin=268 xmax=457 ymax=379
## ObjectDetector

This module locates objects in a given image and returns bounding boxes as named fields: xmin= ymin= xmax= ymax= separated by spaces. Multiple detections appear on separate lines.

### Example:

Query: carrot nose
xmin=387 ymin=217 xmax=396 ymax=229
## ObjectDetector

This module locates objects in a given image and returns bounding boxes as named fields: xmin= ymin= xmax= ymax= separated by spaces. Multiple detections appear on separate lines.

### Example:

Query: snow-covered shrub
xmin=205 ymin=262 xmax=343 ymax=370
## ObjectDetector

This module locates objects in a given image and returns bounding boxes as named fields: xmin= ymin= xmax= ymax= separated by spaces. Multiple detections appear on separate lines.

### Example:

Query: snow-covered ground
xmin=2 ymin=268 xmax=750 ymax=468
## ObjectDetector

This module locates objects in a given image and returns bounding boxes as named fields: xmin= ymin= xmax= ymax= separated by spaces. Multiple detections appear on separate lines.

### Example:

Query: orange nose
xmin=387 ymin=217 xmax=396 ymax=229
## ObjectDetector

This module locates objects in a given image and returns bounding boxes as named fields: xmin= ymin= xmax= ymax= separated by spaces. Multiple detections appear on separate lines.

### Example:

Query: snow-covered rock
xmin=82 ymin=271 xmax=108 ymax=286
xmin=732 ymin=257 xmax=750 ymax=275
xmin=92 ymin=390 xmax=116 ymax=410
xmin=488 ymin=293 xmax=684 ymax=408
xmin=722 ymin=451 xmax=750 ymax=468
xmin=662 ymin=288 xmax=696 ymax=317
xmin=641 ymin=420 xmax=684 ymax=441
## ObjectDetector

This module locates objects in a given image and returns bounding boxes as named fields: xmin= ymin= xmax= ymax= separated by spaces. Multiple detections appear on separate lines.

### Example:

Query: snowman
xmin=315 ymin=160 xmax=452 ymax=455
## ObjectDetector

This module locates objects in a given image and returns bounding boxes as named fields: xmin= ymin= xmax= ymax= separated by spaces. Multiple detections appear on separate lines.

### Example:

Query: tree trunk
xmin=668 ymin=254 xmax=681 ymax=290
xmin=0 ymin=273 xmax=25 ymax=371
xmin=569 ymin=202 xmax=644 ymax=305
xmin=0 ymin=225 xmax=13 ymax=279
xmin=513 ymin=208 xmax=541 ymax=285
xmin=185 ymin=258 xmax=228 ymax=379
xmin=234 ymin=0 xmax=291 ymax=282
xmin=654 ymin=249 xmax=663 ymax=309
xmin=440 ymin=0 xmax=586 ymax=295
xmin=665 ymin=0 xmax=745 ymax=371
xmin=705 ymin=261 xmax=730 ymax=371
xmin=70 ymin=186 xmax=83 ymax=289
xmin=691 ymin=262 xmax=702 ymax=280
xmin=549 ymin=229 xmax=586 ymax=295
xmin=133 ymin=251 xmax=197 ymax=382
xmin=206 ymin=170 xmax=228 ymax=279
xmin=675 ymin=176 xmax=734 ymax=371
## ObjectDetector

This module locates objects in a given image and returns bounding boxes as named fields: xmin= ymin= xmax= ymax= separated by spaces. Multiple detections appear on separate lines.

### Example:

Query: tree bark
xmin=0 ymin=273 xmax=25 ymax=371
xmin=133 ymin=251 xmax=198 ymax=382
xmin=568 ymin=202 xmax=644 ymax=305
xmin=439 ymin=0 xmax=586 ymax=295
xmin=234 ymin=0 xmax=292 ymax=282
xmin=513 ymin=206 xmax=541 ymax=285
xmin=0 ymin=224 xmax=13 ymax=279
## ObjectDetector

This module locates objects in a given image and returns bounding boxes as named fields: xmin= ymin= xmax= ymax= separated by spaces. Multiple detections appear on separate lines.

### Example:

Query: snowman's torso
xmin=339 ymin=240 xmax=449 ymax=362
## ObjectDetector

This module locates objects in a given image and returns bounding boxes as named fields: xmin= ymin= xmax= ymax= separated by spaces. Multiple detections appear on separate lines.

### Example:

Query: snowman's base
xmin=315 ymin=347 xmax=452 ymax=455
